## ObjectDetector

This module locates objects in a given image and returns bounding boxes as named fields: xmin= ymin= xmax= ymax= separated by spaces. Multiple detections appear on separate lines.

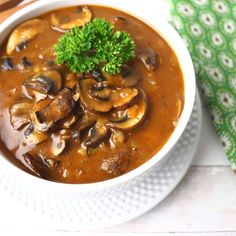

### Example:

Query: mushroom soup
xmin=0 ymin=6 xmax=184 ymax=183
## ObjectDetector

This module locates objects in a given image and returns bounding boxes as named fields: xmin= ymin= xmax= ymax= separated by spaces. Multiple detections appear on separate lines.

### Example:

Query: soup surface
xmin=0 ymin=5 xmax=184 ymax=183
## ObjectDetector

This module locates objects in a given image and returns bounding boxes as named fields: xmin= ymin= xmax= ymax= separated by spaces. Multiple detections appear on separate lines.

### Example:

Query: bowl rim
xmin=0 ymin=0 xmax=196 ymax=191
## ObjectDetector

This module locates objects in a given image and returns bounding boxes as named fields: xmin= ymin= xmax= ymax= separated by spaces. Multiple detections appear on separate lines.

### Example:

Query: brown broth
xmin=0 ymin=5 xmax=184 ymax=183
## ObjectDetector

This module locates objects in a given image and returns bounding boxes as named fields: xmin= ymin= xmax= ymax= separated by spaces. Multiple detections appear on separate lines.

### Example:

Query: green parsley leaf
xmin=54 ymin=18 xmax=136 ymax=74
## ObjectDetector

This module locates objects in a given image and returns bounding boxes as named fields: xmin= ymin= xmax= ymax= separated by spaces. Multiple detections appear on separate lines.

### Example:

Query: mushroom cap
xmin=24 ymin=123 xmax=49 ymax=145
xmin=85 ymin=119 xmax=109 ymax=148
xmin=79 ymin=79 xmax=139 ymax=112
xmin=6 ymin=19 xmax=48 ymax=55
xmin=51 ymin=134 xmax=66 ymax=156
xmin=51 ymin=6 xmax=92 ymax=32
xmin=112 ymin=88 xmax=138 ymax=108
xmin=31 ymin=88 xmax=75 ymax=132
xmin=107 ymin=90 xmax=148 ymax=130
xmin=24 ymin=70 xmax=62 ymax=95
xmin=23 ymin=152 xmax=49 ymax=179
xmin=79 ymin=79 xmax=113 ymax=112
xmin=9 ymin=98 xmax=33 ymax=130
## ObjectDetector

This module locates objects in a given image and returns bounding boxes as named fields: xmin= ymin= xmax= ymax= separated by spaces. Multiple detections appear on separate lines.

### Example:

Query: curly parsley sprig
xmin=54 ymin=18 xmax=136 ymax=74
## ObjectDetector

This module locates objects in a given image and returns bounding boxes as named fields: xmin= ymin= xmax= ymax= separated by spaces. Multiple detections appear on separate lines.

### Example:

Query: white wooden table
xmin=0 ymin=0 xmax=235 ymax=235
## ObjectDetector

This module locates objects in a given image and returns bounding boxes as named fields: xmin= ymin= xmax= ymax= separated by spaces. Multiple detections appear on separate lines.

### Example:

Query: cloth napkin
xmin=169 ymin=0 xmax=236 ymax=168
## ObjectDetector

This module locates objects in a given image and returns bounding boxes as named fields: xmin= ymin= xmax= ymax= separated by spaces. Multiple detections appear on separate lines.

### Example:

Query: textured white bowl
xmin=0 ymin=0 xmax=195 ymax=195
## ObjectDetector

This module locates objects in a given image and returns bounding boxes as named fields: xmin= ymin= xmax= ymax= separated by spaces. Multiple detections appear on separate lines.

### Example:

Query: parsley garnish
xmin=54 ymin=18 xmax=136 ymax=74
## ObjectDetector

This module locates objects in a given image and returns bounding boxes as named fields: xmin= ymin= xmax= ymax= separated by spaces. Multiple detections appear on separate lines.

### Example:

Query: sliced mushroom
xmin=32 ymin=88 xmax=75 ymax=132
xmin=79 ymin=79 xmax=113 ymax=112
xmin=120 ymin=65 xmax=142 ymax=87
xmin=84 ymin=120 xmax=109 ymax=148
xmin=32 ymin=91 xmax=48 ymax=103
xmin=111 ymin=88 xmax=138 ymax=108
xmin=76 ymin=119 xmax=96 ymax=133
xmin=30 ymin=110 xmax=51 ymax=132
xmin=43 ymin=158 xmax=60 ymax=168
xmin=89 ymin=82 xmax=112 ymax=100
xmin=109 ymin=112 xmax=129 ymax=123
xmin=65 ymin=73 xmax=79 ymax=89
xmin=6 ymin=19 xmax=48 ymax=55
xmin=91 ymin=68 xmax=106 ymax=82
xmin=91 ymin=81 xmax=109 ymax=90
xmin=9 ymin=98 xmax=33 ymax=130
xmin=20 ymin=56 xmax=32 ymax=69
xmin=110 ymin=129 xmax=125 ymax=148
xmin=51 ymin=6 xmax=92 ymax=32
xmin=60 ymin=112 xmax=80 ymax=129
xmin=72 ymin=115 xmax=96 ymax=142
xmin=24 ymin=123 xmax=49 ymax=145
xmin=15 ymin=40 xmax=29 ymax=52
xmin=51 ymin=133 xmax=66 ymax=156
xmin=101 ymin=151 xmax=129 ymax=175
xmin=0 ymin=57 xmax=14 ymax=71
xmin=24 ymin=75 xmax=54 ymax=94
xmin=24 ymin=70 xmax=62 ymax=95
xmin=73 ymin=90 xmax=80 ymax=101
xmin=59 ymin=129 xmax=73 ymax=140
xmin=108 ymin=90 xmax=148 ymax=130
xmin=80 ymin=79 xmax=139 ymax=112
xmin=138 ymin=47 xmax=159 ymax=70
xmin=90 ymin=88 xmax=112 ymax=101
xmin=23 ymin=152 xmax=49 ymax=179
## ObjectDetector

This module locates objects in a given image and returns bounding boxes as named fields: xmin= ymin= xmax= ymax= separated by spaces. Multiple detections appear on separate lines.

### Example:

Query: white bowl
xmin=0 ymin=0 xmax=195 ymax=195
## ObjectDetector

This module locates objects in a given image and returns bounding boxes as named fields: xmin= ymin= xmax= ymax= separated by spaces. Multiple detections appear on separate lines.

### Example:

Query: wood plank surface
xmin=97 ymin=166 xmax=236 ymax=234
xmin=0 ymin=0 xmax=35 ymax=23
xmin=0 ymin=0 xmax=24 ymax=12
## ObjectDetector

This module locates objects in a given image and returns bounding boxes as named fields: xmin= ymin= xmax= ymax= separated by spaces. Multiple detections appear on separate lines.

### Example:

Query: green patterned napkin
xmin=169 ymin=0 xmax=236 ymax=168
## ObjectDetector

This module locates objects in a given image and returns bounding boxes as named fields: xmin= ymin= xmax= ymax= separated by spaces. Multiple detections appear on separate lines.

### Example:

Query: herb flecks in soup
xmin=0 ymin=6 xmax=184 ymax=183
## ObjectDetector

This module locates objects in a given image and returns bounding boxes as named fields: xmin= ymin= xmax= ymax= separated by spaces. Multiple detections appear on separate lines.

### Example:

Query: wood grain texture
xmin=0 ymin=0 xmax=24 ymax=12
xmin=0 ymin=0 xmax=35 ymax=23
xmin=95 ymin=166 xmax=236 ymax=234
